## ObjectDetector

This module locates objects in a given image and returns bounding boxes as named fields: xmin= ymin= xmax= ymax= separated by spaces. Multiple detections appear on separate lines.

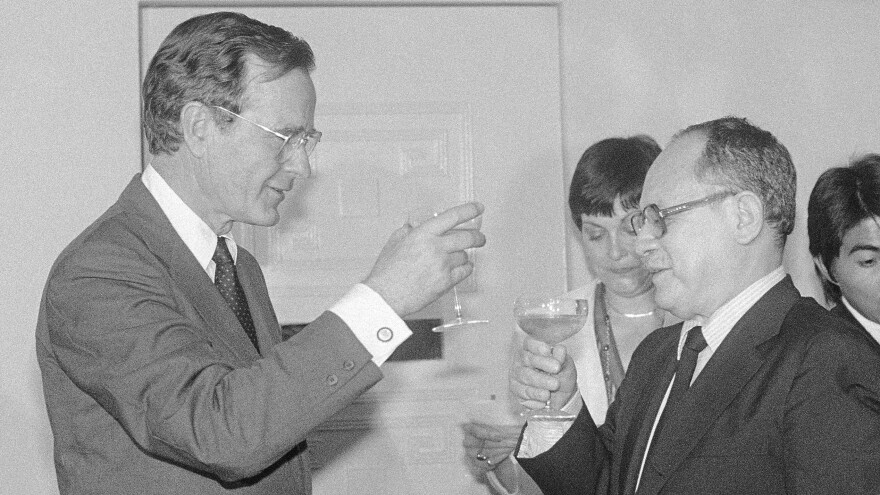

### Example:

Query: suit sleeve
xmin=44 ymin=239 xmax=383 ymax=482
xmin=782 ymin=324 xmax=880 ymax=494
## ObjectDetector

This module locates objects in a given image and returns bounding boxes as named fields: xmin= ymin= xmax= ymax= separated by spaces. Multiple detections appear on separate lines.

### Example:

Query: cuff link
xmin=377 ymin=327 xmax=393 ymax=342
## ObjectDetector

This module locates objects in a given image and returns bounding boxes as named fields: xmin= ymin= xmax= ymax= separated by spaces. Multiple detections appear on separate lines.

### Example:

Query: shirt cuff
xmin=517 ymin=390 xmax=583 ymax=458
xmin=329 ymin=283 xmax=412 ymax=366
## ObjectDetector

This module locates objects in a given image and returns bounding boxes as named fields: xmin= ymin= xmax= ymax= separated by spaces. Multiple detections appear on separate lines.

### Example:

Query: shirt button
xmin=343 ymin=360 xmax=355 ymax=371
xmin=377 ymin=327 xmax=393 ymax=342
xmin=326 ymin=374 xmax=338 ymax=386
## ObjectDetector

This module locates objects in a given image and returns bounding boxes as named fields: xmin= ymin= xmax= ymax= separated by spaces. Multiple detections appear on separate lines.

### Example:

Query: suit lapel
xmin=116 ymin=176 xmax=260 ymax=362
xmin=618 ymin=326 xmax=680 ymax=495
xmin=637 ymin=277 xmax=801 ymax=495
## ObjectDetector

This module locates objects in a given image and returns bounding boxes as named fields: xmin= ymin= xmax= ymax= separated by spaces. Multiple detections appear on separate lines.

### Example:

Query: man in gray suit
xmin=36 ymin=11 xmax=485 ymax=495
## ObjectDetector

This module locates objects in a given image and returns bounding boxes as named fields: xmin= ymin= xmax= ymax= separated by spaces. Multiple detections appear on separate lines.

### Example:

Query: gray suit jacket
xmin=36 ymin=175 xmax=383 ymax=494
xmin=518 ymin=277 xmax=880 ymax=494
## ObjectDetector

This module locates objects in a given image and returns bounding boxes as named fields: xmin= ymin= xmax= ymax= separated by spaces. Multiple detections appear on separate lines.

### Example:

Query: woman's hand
xmin=462 ymin=421 xmax=523 ymax=475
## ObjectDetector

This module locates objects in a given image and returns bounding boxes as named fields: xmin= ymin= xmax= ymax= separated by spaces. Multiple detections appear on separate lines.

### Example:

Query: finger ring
xmin=475 ymin=439 xmax=487 ymax=462
xmin=485 ymin=458 xmax=494 ymax=467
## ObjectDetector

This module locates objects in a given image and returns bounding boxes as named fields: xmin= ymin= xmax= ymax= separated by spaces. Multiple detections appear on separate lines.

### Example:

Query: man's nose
xmin=634 ymin=228 xmax=656 ymax=259
xmin=284 ymin=149 xmax=312 ymax=178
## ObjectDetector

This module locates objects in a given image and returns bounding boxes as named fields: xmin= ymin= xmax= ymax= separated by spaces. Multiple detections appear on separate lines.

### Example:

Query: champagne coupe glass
xmin=513 ymin=295 xmax=588 ymax=421
xmin=408 ymin=206 xmax=489 ymax=332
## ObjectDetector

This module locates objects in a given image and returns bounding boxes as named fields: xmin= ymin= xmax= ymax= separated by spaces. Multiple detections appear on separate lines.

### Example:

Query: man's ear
xmin=730 ymin=191 xmax=764 ymax=244
xmin=813 ymin=255 xmax=838 ymax=285
xmin=179 ymin=101 xmax=212 ymax=158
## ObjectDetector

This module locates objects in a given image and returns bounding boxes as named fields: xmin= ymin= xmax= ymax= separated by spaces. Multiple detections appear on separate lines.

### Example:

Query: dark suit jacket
xmin=830 ymin=303 xmax=880 ymax=354
xmin=36 ymin=175 xmax=384 ymax=494
xmin=517 ymin=277 xmax=880 ymax=495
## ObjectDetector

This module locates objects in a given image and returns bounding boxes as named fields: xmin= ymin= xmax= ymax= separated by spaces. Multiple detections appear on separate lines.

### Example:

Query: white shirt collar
xmin=680 ymin=266 xmax=786 ymax=354
xmin=141 ymin=164 xmax=237 ymax=275
xmin=841 ymin=297 xmax=880 ymax=344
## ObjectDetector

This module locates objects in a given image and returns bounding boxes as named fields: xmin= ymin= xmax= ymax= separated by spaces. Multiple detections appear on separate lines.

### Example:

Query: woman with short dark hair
xmin=462 ymin=135 xmax=675 ymax=495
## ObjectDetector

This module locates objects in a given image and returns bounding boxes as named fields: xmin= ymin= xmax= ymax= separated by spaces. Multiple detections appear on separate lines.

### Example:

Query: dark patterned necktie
xmin=645 ymin=326 xmax=707 ymax=457
xmin=212 ymin=237 xmax=259 ymax=352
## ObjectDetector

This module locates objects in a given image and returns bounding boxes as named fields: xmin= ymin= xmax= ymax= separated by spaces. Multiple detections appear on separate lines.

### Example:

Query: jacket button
xmin=326 ymin=374 xmax=338 ymax=386
xmin=377 ymin=327 xmax=393 ymax=342
xmin=343 ymin=360 xmax=355 ymax=371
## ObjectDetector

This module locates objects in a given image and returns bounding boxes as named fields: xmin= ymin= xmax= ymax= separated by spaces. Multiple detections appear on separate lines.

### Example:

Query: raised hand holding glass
xmin=514 ymin=295 xmax=588 ymax=421
xmin=408 ymin=205 xmax=488 ymax=332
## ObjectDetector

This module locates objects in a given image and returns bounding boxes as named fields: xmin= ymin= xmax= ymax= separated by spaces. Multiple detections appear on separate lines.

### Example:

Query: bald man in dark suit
xmin=510 ymin=117 xmax=880 ymax=495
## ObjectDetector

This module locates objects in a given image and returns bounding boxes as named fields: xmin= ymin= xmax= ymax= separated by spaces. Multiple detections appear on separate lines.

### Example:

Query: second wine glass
xmin=435 ymin=211 xmax=488 ymax=332
xmin=408 ymin=205 xmax=489 ymax=332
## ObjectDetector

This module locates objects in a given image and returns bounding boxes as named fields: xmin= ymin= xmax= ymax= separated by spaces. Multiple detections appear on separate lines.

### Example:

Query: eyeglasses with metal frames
xmin=630 ymin=190 xmax=736 ymax=238
xmin=212 ymin=106 xmax=321 ymax=161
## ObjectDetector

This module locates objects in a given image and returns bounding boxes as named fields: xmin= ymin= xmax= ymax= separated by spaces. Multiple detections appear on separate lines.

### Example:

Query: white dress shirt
xmin=141 ymin=165 xmax=411 ymax=365
xmin=519 ymin=267 xmax=787 ymax=491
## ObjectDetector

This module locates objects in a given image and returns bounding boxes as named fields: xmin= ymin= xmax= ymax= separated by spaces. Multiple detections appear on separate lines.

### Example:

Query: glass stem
xmin=452 ymin=287 xmax=464 ymax=318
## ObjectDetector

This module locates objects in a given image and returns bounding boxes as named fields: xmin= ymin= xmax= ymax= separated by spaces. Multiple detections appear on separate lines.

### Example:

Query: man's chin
xmin=652 ymin=285 xmax=678 ymax=315
xmin=240 ymin=210 xmax=281 ymax=228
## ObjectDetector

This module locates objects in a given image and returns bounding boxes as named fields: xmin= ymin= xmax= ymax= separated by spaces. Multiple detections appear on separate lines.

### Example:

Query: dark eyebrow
xmin=848 ymin=244 xmax=880 ymax=256
xmin=582 ymin=221 xmax=607 ymax=229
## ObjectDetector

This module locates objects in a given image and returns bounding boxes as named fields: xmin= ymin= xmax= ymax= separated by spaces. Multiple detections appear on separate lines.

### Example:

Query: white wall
xmin=1 ymin=1 xmax=141 ymax=493
xmin=3 ymin=1 xmax=879 ymax=493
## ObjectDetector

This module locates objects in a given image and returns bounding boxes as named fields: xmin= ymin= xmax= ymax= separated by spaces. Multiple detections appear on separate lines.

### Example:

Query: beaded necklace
xmin=593 ymin=283 xmax=626 ymax=404
xmin=593 ymin=283 xmax=664 ymax=404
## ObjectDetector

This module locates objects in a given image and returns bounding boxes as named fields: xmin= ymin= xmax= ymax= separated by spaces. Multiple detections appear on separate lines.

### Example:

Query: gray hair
xmin=677 ymin=116 xmax=796 ymax=245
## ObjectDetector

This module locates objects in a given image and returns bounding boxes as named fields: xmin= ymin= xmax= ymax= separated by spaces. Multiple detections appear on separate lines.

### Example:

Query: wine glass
xmin=408 ymin=206 xmax=489 ymax=332
xmin=513 ymin=295 xmax=588 ymax=421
